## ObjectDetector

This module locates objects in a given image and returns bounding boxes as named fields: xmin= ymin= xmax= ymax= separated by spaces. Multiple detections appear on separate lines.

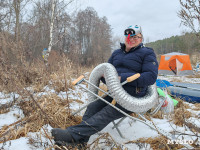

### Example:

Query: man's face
xmin=125 ymin=33 xmax=142 ymax=50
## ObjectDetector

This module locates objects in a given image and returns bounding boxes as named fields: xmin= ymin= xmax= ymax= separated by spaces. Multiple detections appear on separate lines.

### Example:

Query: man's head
xmin=124 ymin=25 xmax=143 ymax=51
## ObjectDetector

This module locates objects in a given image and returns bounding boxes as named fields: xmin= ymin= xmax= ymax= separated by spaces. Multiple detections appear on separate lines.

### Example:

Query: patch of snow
xmin=0 ymin=93 xmax=19 ymax=105
xmin=0 ymin=125 xmax=53 ymax=150
xmin=0 ymin=108 xmax=24 ymax=128
xmin=0 ymin=137 xmax=34 ymax=150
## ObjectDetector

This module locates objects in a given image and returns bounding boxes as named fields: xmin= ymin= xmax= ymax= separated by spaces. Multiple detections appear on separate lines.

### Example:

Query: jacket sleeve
xmin=120 ymin=50 xmax=158 ymax=87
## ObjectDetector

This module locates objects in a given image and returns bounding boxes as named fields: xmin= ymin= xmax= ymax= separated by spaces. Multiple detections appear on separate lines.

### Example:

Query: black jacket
xmin=107 ymin=43 xmax=158 ymax=97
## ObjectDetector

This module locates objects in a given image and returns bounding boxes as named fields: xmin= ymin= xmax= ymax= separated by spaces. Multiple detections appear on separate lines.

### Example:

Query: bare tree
xmin=178 ymin=0 xmax=200 ymax=37
xmin=11 ymin=0 xmax=30 ymax=42
xmin=0 ymin=0 xmax=14 ymax=32
xmin=13 ymin=0 xmax=21 ymax=42
xmin=73 ymin=7 xmax=112 ymax=65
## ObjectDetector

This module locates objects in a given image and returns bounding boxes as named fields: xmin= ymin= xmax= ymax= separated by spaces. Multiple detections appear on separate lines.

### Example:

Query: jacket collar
xmin=120 ymin=43 xmax=143 ymax=53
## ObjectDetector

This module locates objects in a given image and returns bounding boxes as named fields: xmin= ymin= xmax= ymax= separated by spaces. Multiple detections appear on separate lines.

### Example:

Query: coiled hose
xmin=88 ymin=63 xmax=158 ymax=113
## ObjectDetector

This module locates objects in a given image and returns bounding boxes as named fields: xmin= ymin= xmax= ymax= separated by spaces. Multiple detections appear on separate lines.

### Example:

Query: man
xmin=51 ymin=25 xmax=158 ymax=147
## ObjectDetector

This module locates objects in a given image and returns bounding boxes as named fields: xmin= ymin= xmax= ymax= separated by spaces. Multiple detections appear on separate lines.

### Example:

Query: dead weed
xmin=126 ymin=136 xmax=184 ymax=150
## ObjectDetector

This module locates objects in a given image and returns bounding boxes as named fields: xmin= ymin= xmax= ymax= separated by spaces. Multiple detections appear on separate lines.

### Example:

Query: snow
xmin=101 ymin=118 xmax=158 ymax=141
xmin=158 ymin=75 xmax=200 ymax=84
xmin=0 ymin=75 xmax=200 ymax=150
xmin=1 ymin=125 xmax=53 ymax=150
xmin=1 ymin=137 xmax=33 ymax=150
xmin=0 ymin=93 xmax=19 ymax=105
xmin=0 ymin=108 xmax=24 ymax=129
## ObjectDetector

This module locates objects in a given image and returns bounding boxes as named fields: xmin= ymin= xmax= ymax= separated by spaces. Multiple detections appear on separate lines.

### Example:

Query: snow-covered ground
xmin=158 ymin=75 xmax=200 ymax=84
xmin=0 ymin=75 xmax=200 ymax=150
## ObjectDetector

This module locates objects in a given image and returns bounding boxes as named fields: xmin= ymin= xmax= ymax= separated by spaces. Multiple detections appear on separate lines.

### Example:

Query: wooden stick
xmin=126 ymin=73 xmax=140 ymax=82
xmin=72 ymin=75 xmax=84 ymax=86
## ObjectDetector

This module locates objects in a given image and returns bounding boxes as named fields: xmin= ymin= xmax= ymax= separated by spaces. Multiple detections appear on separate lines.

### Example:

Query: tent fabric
xmin=158 ymin=52 xmax=193 ymax=75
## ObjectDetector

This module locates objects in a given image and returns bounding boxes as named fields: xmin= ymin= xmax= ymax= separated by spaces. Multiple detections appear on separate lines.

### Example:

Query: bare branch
xmin=178 ymin=0 xmax=200 ymax=37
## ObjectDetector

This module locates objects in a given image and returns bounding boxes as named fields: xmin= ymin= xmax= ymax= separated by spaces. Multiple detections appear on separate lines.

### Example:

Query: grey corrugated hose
xmin=88 ymin=63 xmax=158 ymax=113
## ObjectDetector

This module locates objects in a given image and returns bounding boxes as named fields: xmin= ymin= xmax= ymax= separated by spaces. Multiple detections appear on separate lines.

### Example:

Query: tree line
xmin=0 ymin=0 xmax=112 ymax=66
xmin=146 ymin=32 xmax=200 ymax=55
xmin=1 ymin=0 xmax=200 ymax=66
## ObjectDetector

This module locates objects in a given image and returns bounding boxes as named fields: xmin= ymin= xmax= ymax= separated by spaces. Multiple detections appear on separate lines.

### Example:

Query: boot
xmin=51 ymin=128 xmax=75 ymax=143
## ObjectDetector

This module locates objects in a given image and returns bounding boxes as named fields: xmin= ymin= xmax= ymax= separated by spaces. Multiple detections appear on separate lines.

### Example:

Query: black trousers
xmin=67 ymin=96 xmax=131 ymax=143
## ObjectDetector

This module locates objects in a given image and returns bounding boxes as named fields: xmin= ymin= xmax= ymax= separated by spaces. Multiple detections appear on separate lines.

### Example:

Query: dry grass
xmin=173 ymin=99 xmax=192 ymax=127
xmin=0 ymin=53 xmax=94 ymax=149
xmin=126 ymin=136 xmax=184 ymax=150
xmin=194 ymin=103 xmax=200 ymax=111
xmin=88 ymin=133 xmax=123 ymax=150
xmin=0 ymin=103 xmax=12 ymax=114
xmin=187 ymin=73 xmax=200 ymax=78
xmin=0 ymin=93 xmax=82 ymax=143
xmin=0 ymin=52 xmax=92 ymax=94
xmin=150 ymin=110 xmax=164 ymax=119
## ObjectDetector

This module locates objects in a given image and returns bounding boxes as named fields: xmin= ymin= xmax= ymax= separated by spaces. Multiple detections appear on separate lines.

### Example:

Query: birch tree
xmin=43 ymin=0 xmax=56 ymax=63
xmin=42 ymin=0 xmax=75 ymax=64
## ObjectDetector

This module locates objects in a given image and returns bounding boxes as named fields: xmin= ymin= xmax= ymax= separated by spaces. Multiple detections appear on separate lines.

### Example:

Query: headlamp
xmin=124 ymin=29 xmax=135 ymax=36
xmin=124 ymin=25 xmax=142 ymax=37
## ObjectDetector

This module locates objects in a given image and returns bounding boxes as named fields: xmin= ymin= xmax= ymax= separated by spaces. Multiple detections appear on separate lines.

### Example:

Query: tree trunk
xmin=13 ymin=0 xmax=20 ymax=43
xmin=44 ymin=0 xmax=56 ymax=63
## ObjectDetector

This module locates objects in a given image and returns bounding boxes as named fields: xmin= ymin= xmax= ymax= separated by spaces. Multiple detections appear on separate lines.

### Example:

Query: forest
xmin=0 ymin=0 xmax=112 ymax=67
xmin=146 ymin=32 xmax=200 ymax=55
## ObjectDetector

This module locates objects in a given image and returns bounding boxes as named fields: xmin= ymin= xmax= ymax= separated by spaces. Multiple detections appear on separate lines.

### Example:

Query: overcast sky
xmin=77 ymin=0 xmax=190 ymax=43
